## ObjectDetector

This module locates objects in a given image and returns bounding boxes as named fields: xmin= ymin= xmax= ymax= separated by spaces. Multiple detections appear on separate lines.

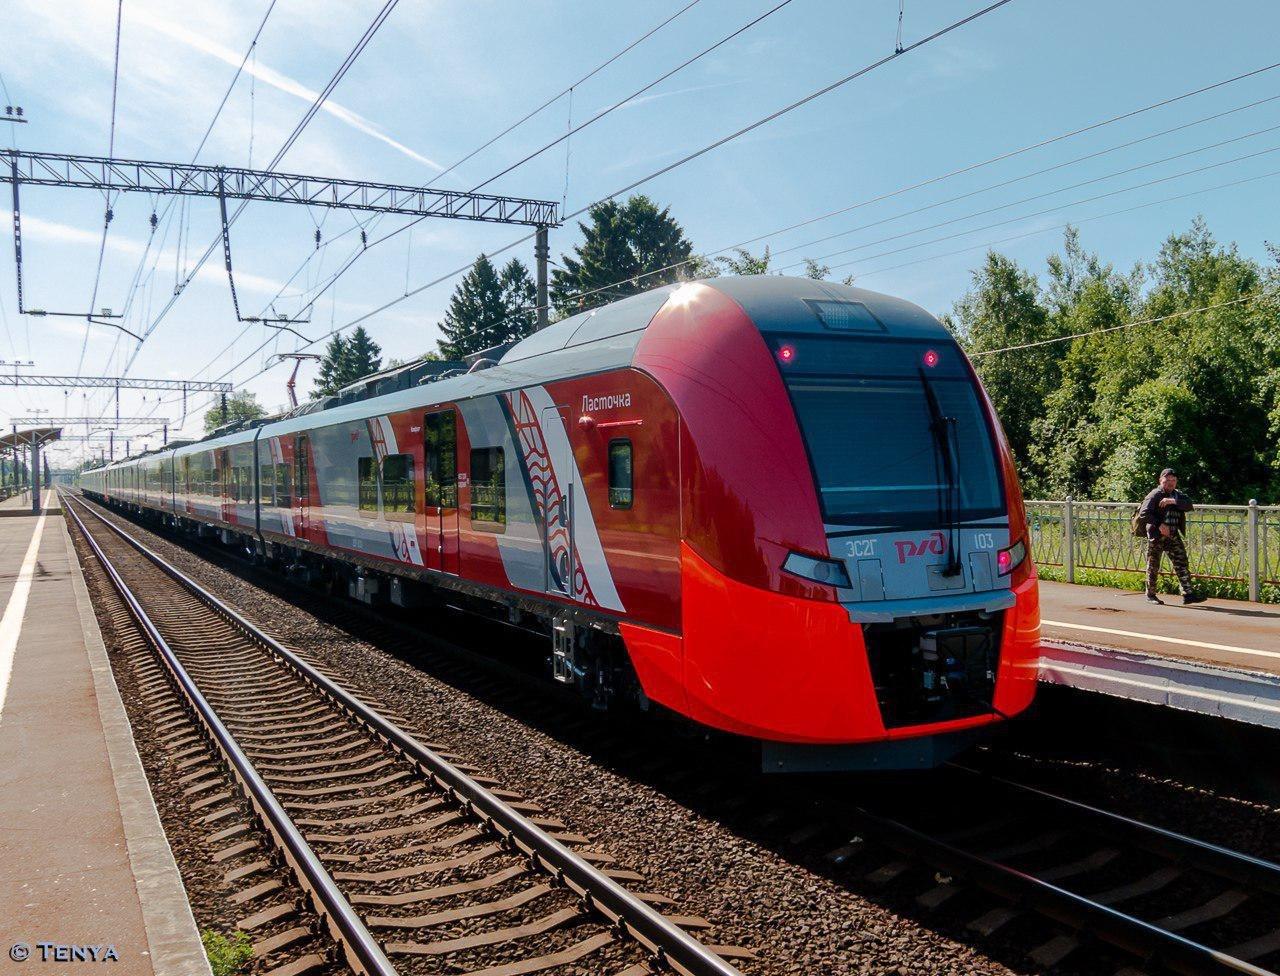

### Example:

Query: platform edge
xmin=61 ymin=506 xmax=212 ymax=976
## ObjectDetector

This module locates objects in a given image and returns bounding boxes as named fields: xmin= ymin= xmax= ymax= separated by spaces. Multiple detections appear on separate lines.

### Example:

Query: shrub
xmin=202 ymin=929 xmax=252 ymax=976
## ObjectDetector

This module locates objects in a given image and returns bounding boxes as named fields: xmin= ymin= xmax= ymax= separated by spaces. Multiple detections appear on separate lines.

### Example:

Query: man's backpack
xmin=1130 ymin=506 xmax=1147 ymax=538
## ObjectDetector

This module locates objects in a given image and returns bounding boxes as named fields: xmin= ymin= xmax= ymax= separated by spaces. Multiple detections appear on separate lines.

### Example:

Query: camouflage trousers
xmin=1146 ymin=532 xmax=1194 ymax=596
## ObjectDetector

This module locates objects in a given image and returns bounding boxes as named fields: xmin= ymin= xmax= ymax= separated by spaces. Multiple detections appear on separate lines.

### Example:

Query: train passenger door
xmin=541 ymin=405 xmax=575 ymax=597
xmin=217 ymin=448 xmax=232 ymax=521
xmin=423 ymin=410 xmax=458 ymax=574
xmin=294 ymin=435 xmax=311 ymax=541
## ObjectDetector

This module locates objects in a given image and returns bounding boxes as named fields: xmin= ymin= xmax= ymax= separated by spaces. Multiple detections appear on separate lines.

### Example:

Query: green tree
xmin=204 ymin=391 xmax=267 ymax=433
xmin=314 ymin=334 xmax=350 ymax=397
xmin=436 ymin=255 xmax=539 ymax=360
xmin=312 ymin=326 xmax=383 ymax=397
xmin=344 ymin=325 xmax=382 ymax=381
xmin=550 ymin=195 xmax=695 ymax=315
xmin=948 ymin=251 xmax=1065 ymax=492
xmin=960 ymin=220 xmax=1279 ymax=503
xmin=716 ymin=246 xmax=771 ymax=275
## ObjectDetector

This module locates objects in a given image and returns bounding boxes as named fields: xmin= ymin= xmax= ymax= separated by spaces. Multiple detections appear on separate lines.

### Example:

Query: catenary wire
xmin=188 ymin=0 xmax=796 ymax=381
xmin=769 ymin=92 xmax=1280 ymax=258
xmin=77 ymin=0 xmax=127 ymax=375
xmin=797 ymin=143 xmax=1280 ymax=271
xmin=86 ymin=0 xmax=284 ymax=413
xmin=782 ymin=124 xmax=1280 ymax=269
xmin=471 ymin=0 xmax=799 ymax=191
xmin=85 ymin=0 xmax=402 ymax=439
xmin=841 ymin=167 xmax=1280 ymax=281
xmin=266 ymin=0 xmax=801 ymax=328
xmin=970 ymin=295 xmax=1264 ymax=356
xmin=251 ymin=0 xmax=1021 ymax=356
xmin=423 ymin=0 xmax=705 ymax=191
xmin=152 ymin=0 xmax=1022 ymax=425
xmin=436 ymin=65 xmax=1280 ymax=341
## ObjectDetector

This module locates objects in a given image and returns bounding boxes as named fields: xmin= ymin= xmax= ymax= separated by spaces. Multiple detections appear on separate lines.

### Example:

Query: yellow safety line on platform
xmin=1042 ymin=619 xmax=1279 ymax=661
xmin=0 ymin=509 xmax=49 ymax=722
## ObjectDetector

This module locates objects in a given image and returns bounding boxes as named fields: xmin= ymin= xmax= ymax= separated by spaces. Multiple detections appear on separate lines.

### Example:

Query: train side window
xmin=357 ymin=457 xmax=378 ymax=511
xmin=382 ymin=454 xmax=415 ymax=514
xmin=469 ymin=448 xmax=505 ymax=527
xmin=608 ymin=440 xmax=633 ymax=509
xmin=424 ymin=410 xmax=457 ymax=509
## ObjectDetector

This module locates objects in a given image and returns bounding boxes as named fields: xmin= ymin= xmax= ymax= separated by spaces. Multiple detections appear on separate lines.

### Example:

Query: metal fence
xmin=1025 ymin=499 xmax=1280 ymax=600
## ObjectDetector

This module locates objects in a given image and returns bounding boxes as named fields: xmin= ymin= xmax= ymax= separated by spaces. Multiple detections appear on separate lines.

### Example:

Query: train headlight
xmin=783 ymin=551 xmax=852 ymax=588
xmin=997 ymin=538 xmax=1027 ymax=576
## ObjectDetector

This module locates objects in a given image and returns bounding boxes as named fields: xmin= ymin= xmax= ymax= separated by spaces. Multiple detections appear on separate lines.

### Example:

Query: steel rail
xmin=67 ymin=494 xmax=743 ymax=976
xmin=65 ymin=496 xmax=398 ymax=976
xmin=948 ymin=763 xmax=1280 ymax=898
xmin=849 ymin=803 xmax=1276 ymax=976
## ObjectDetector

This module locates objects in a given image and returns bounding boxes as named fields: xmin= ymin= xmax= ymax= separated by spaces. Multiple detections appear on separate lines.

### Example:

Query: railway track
xmin=65 ymin=494 xmax=751 ymax=976
xmin=72 ymin=492 xmax=1280 ymax=976
xmin=821 ymin=764 xmax=1280 ymax=975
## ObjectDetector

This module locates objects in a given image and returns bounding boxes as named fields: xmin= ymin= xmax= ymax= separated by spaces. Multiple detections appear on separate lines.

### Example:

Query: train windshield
xmin=774 ymin=336 xmax=1004 ymax=528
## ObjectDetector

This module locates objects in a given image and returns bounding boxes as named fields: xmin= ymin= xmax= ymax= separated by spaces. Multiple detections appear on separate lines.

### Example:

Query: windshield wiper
xmin=918 ymin=368 xmax=963 ymax=577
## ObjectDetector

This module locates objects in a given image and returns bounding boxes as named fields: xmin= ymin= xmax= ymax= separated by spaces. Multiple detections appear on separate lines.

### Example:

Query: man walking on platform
xmin=1138 ymin=468 xmax=1205 ymax=605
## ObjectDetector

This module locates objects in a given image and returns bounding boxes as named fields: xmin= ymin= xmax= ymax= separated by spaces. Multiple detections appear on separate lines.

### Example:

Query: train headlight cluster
xmin=997 ymin=538 xmax=1027 ymax=576
xmin=783 ymin=551 xmax=852 ymax=588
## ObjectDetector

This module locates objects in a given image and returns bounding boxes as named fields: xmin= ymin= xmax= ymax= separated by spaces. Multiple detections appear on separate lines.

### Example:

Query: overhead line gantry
xmin=3 ymin=148 xmax=561 ymax=329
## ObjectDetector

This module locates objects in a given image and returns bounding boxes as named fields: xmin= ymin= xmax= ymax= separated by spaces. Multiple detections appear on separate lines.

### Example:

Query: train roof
xmin=91 ymin=276 xmax=946 ymax=467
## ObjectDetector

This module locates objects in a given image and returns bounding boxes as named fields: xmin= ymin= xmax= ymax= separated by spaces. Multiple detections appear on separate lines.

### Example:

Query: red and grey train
xmin=78 ymin=276 xmax=1042 ymax=770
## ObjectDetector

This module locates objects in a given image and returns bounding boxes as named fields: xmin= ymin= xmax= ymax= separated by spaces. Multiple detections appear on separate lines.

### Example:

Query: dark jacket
xmin=1138 ymin=487 xmax=1194 ymax=539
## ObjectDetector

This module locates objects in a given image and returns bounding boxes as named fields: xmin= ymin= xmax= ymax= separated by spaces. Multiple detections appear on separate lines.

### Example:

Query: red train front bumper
xmin=621 ymin=543 xmax=1041 ymax=745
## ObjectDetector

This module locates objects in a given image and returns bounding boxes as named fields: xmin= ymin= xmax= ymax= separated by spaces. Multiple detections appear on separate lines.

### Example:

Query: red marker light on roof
xmin=923 ymin=349 xmax=940 ymax=368
xmin=777 ymin=344 xmax=796 ymax=364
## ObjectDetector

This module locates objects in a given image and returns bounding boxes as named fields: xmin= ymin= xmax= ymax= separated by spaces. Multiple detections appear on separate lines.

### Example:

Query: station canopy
xmin=0 ymin=427 xmax=63 ymax=449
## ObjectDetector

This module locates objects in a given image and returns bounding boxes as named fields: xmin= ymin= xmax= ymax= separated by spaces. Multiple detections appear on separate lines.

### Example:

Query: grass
xmin=202 ymin=930 xmax=252 ymax=976
xmin=1037 ymin=564 xmax=1280 ymax=604
xmin=1026 ymin=502 xmax=1280 ymax=604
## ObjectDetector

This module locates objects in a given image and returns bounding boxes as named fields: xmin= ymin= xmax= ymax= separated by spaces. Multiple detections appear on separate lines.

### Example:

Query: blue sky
xmin=3 ymin=0 xmax=1279 ymax=464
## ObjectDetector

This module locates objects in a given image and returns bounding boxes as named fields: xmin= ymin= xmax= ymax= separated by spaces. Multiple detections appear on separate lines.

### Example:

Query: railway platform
xmin=1039 ymin=580 xmax=1280 ymax=728
xmin=0 ymin=491 xmax=37 ymax=515
xmin=0 ymin=494 xmax=207 ymax=975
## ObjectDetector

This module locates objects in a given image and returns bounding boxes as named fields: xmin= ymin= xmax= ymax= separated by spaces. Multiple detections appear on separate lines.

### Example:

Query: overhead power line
xmin=159 ymin=0 xmax=1022 ymax=420
xmin=443 ymin=61 xmax=1280 ymax=333
xmin=79 ymin=0 xmax=127 ymax=374
xmin=471 ymin=0 xmax=799 ymax=192
xmin=841 ymin=167 xmax=1280 ymax=282
xmin=970 ymin=295 xmax=1265 ymax=356
xmin=269 ymin=0 xmax=801 ymax=328
xmin=425 ymin=0 xmax=706 ymax=190
xmin=102 ymin=0 xmax=283 ymax=375
xmin=732 ymin=59 xmax=1280 ymax=252
xmin=805 ymin=143 xmax=1280 ymax=272
xmin=123 ymin=0 xmax=403 ymax=364
xmin=179 ymin=0 xmax=713 ymax=399
xmin=770 ymin=93 xmax=1280 ymax=259
xmin=790 ymin=127 xmax=1280 ymax=268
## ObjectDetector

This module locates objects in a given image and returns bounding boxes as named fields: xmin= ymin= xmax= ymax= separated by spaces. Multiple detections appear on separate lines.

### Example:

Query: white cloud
xmin=130 ymin=7 xmax=444 ymax=172
xmin=21 ymin=216 xmax=289 ymax=296
xmin=591 ymin=80 xmax=747 ymax=116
